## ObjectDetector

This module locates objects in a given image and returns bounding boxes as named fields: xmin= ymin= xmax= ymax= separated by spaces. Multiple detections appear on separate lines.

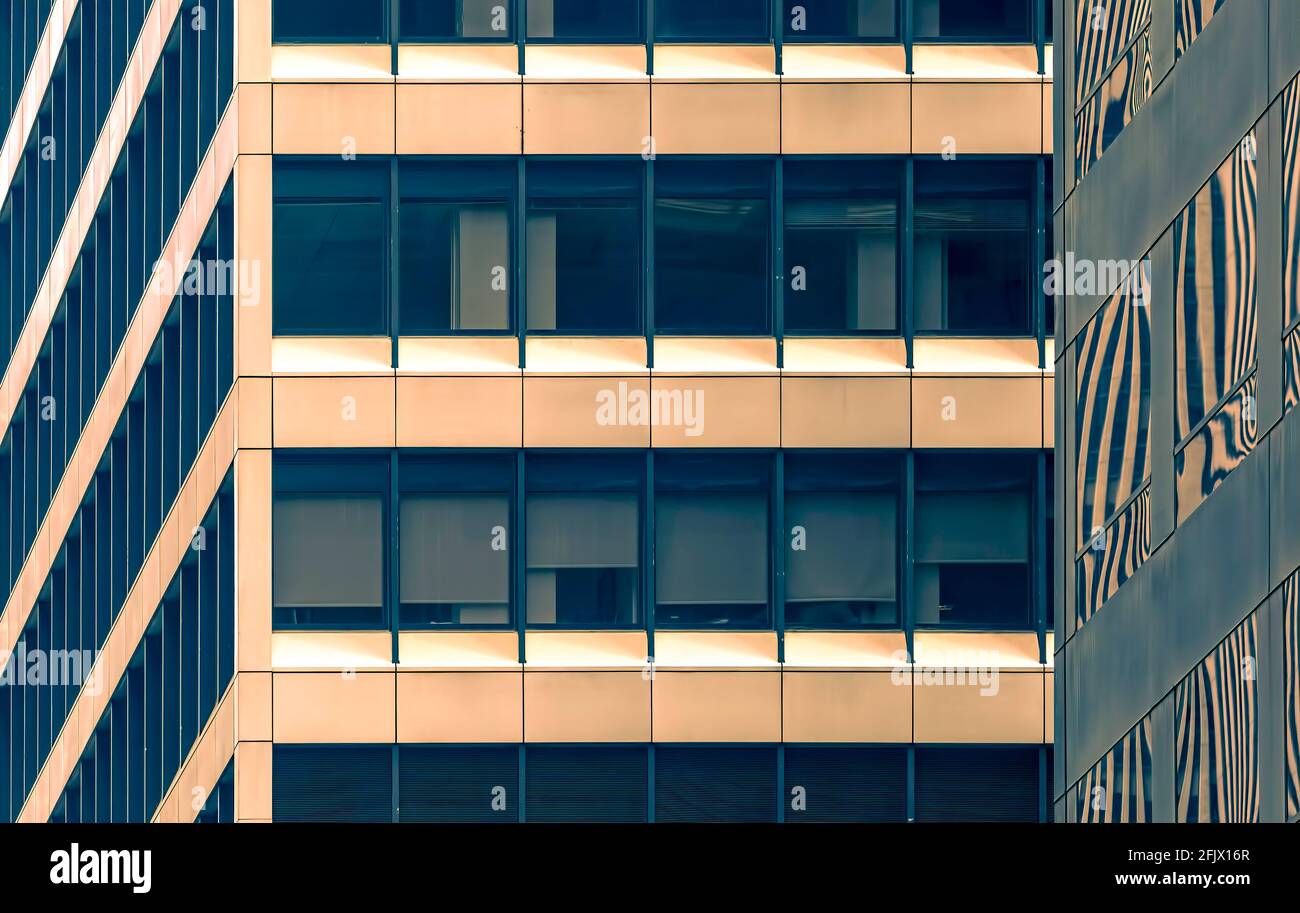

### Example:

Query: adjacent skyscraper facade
xmin=1056 ymin=0 xmax=1300 ymax=822
xmin=3 ymin=0 xmax=1055 ymax=824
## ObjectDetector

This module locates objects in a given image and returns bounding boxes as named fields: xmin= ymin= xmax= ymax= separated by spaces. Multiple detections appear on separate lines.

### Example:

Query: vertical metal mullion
xmin=902 ymin=158 xmax=914 ymax=365
xmin=906 ymin=745 xmax=916 ymax=822
xmin=389 ymin=452 xmax=399 ymax=663
xmin=517 ymin=744 xmax=526 ymax=823
xmin=516 ymin=158 xmax=526 ymax=367
xmin=644 ymin=450 xmax=655 ymax=661
xmin=772 ymin=158 xmax=783 ymax=363
xmin=1035 ymin=0 xmax=1046 ymax=75
xmin=776 ymin=744 xmax=785 ymax=823
xmin=644 ymin=158 xmax=655 ymax=367
xmin=773 ymin=451 xmax=784 ymax=662
xmin=903 ymin=452 xmax=915 ymax=657
xmin=645 ymin=0 xmax=654 ymax=75
xmin=391 ymin=744 xmax=399 ymax=823
xmin=646 ymin=744 xmax=655 ymax=823
xmin=515 ymin=451 xmax=526 ymax=662
xmin=389 ymin=158 xmax=399 ymax=364
xmin=1034 ymin=157 xmax=1046 ymax=367
xmin=1038 ymin=745 xmax=1048 ymax=823
xmin=772 ymin=0 xmax=782 ymax=75
xmin=902 ymin=0 xmax=914 ymax=73
xmin=1035 ymin=451 xmax=1048 ymax=659
xmin=389 ymin=0 xmax=399 ymax=74
xmin=516 ymin=0 xmax=525 ymax=71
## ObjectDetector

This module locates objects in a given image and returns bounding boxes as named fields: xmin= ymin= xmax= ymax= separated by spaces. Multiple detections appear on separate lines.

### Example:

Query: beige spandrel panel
xmin=650 ymin=83 xmax=780 ymax=154
xmin=273 ymin=671 xmax=396 ymax=743
xmin=234 ymin=156 xmax=272 ymax=377
xmin=913 ymin=670 xmax=1045 ymax=743
xmin=397 ymin=671 xmax=523 ymax=742
xmin=270 ymin=44 xmax=394 ymax=81
xmin=234 ymin=741 xmax=272 ymax=822
xmin=912 ymin=82 xmax=1043 ymax=154
xmin=235 ymin=450 xmax=272 ymax=673
xmin=397 ymin=376 xmax=523 ymax=447
xmin=653 ymin=671 xmax=781 ymax=742
xmin=272 ymin=83 xmax=396 ymax=155
xmin=523 ymin=375 xmax=651 ymax=447
xmin=1043 ymin=374 xmax=1055 ymax=448
xmin=1045 ymin=671 xmax=1054 ymax=742
xmin=649 ymin=376 xmax=779 ymax=447
xmin=523 ymin=671 xmax=651 ymax=742
xmin=523 ymin=83 xmax=650 ymax=154
xmin=397 ymin=84 xmax=523 ymax=154
xmin=911 ymin=375 xmax=1044 ymax=447
xmin=272 ymin=376 xmax=397 ymax=447
xmin=781 ymin=376 xmax=910 ymax=447
xmin=781 ymin=83 xmax=910 ymax=154
xmin=783 ymin=671 xmax=913 ymax=742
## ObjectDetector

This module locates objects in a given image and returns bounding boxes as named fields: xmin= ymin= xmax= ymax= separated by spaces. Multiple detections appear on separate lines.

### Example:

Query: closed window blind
xmin=786 ymin=491 xmax=896 ymax=602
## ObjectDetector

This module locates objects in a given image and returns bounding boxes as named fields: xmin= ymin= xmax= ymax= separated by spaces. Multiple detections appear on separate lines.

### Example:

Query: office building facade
xmin=2 ymin=0 xmax=1055 ymax=824
xmin=1055 ymin=0 xmax=1300 ymax=822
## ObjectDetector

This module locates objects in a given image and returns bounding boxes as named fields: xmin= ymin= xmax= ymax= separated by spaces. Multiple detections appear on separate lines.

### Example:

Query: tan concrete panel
xmin=650 ymin=376 xmax=779 ymax=448
xmin=781 ymin=376 xmax=910 ymax=447
xmin=237 ymin=0 xmax=272 ymax=83
xmin=783 ymin=671 xmax=912 ymax=742
xmin=270 ymin=44 xmax=393 ymax=81
xmin=273 ymin=671 xmax=396 ymax=743
xmin=272 ymin=376 xmax=396 ymax=447
xmin=524 ymin=83 xmax=649 ymax=154
xmin=653 ymin=671 xmax=781 ymax=742
xmin=781 ymin=83 xmax=910 ymax=154
xmin=396 ymin=84 xmax=522 ymax=154
xmin=238 ymin=376 xmax=272 ymax=449
xmin=398 ymin=376 xmax=523 ymax=447
xmin=237 ymin=82 xmax=273 ymax=154
xmin=523 ymin=44 xmax=647 ymax=80
xmin=238 ymin=672 xmax=273 ymax=743
xmin=235 ymin=155 xmax=272 ymax=376
xmin=234 ymin=741 xmax=272 ymax=822
xmin=1044 ymin=374 xmax=1055 ymax=448
xmin=913 ymin=670 xmax=1045 ymax=743
xmin=651 ymin=84 xmax=779 ymax=154
xmin=911 ymin=376 xmax=1043 ymax=448
xmin=397 ymin=44 xmax=520 ymax=81
xmin=270 ymin=631 xmax=394 ymax=669
xmin=523 ymin=671 xmax=650 ymax=742
xmin=236 ymin=450 xmax=272 ymax=672
xmin=271 ymin=336 xmax=392 ymax=374
xmin=272 ymin=84 xmax=395 ymax=155
xmin=1045 ymin=671 xmax=1054 ymax=742
xmin=912 ymin=82 xmax=1042 ymax=154
xmin=524 ymin=376 xmax=651 ymax=447
xmin=524 ymin=336 xmax=648 ymax=374
xmin=397 ymin=671 xmax=523 ymax=742
xmin=1043 ymin=84 xmax=1053 ymax=154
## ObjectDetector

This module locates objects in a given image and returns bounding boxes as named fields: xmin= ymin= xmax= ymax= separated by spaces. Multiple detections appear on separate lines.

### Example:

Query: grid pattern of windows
xmin=272 ymin=156 xmax=1051 ymax=342
xmin=271 ymin=449 xmax=1047 ymax=638
xmin=273 ymin=743 xmax=1052 ymax=822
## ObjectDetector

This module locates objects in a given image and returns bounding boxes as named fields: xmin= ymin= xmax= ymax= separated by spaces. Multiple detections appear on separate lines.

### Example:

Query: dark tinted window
xmin=655 ymin=160 xmax=770 ymax=334
xmin=654 ymin=0 xmax=769 ymax=41
xmin=913 ymin=0 xmax=1031 ymax=41
xmin=526 ymin=0 xmax=643 ymax=41
xmin=782 ymin=0 xmax=897 ymax=40
xmin=400 ymin=0 xmax=515 ymax=41
xmin=273 ymin=161 xmax=388 ymax=335
xmin=274 ymin=0 xmax=388 ymax=42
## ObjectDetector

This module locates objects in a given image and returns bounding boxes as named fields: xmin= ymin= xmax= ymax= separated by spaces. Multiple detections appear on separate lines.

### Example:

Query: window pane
xmin=527 ymin=0 xmax=643 ymax=40
xmin=400 ymin=493 xmax=510 ymax=626
xmin=273 ymin=493 xmax=384 ymax=627
xmin=655 ymin=162 xmax=769 ymax=334
xmin=655 ymin=454 xmax=769 ymax=627
xmin=527 ymin=163 xmax=641 ymax=333
xmin=914 ymin=161 xmax=1031 ymax=334
xmin=782 ymin=0 xmax=898 ymax=40
xmin=913 ymin=0 xmax=1031 ymax=41
xmin=913 ymin=454 xmax=1032 ymax=629
xmin=785 ymin=454 xmax=898 ymax=627
xmin=273 ymin=162 xmax=387 ymax=335
xmin=401 ymin=203 xmax=511 ymax=332
xmin=654 ymin=0 xmax=769 ymax=41
xmin=400 ymin=0 xmax=515 ymax=40
xmin=274 ymin=0 xmax=388 ymax=42
xmin=784 ymin=161 xmax=897 ymax=333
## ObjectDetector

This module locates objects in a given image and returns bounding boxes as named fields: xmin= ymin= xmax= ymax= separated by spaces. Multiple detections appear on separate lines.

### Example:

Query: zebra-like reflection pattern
xmin=1174 ymin=374 xmax=1257 ymax=525
xmin=1075 ymin=486 xmax=1151 ymax=629
xmin=1284 ymin=76 xmax=1300 ymax=329
xmin=1174 ymin=142 xmax=1258 ymax=445
xmin=1285 ymin=329 xmax=1300 ymax=416
xmin=1175 ymin=613 xmax=1259 ymax=822
xmin=1075 ymin=30 xmax=1153 ymax=182
xmin=1075 ymin=277 xmax=1151 ymax=554
xmin=1285 ymin=571 xmax=1300 ymax=820
xmin=1074 ymin=0 xmax=1151 ymax=107
xmin=1076 ymin=716 xmax=1153 ymax=822
xmin=1175 ymin=0 xmax=1231 ymax=60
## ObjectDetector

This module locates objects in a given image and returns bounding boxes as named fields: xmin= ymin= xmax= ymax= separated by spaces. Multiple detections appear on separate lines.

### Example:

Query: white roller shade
xmin=526 ymin=492 xmax=638 ymax=569
xmin=786 ymin=491 xmax=896 ymax=602
xmin=915 ymin=491 xmax=1029 ymax=562
xmin=655 ymin=492 xmax=767 ymax=605
xmin=273 ymin=494 xmax=384 ymax=609
xmin=400 ymin=493 xmax=509 ymax=605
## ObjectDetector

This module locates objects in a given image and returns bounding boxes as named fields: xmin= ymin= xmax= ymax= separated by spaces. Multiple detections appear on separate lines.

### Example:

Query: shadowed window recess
xmin=913 ymin=0 xmax=1031 ymax=41
xmin=655 ymin=453 xmax=770 ymax=628
xmin=526 ymin=454 xmax=641 ymax=627
xmin=526 ymin=162 xmax=641 ymax=334
xmin=272 ymin=457 xmax=388 ymax=628
xmin=526 ymin=0 xmax=644 ymax=41
xmin=653 ymin=0 xmax=770 ymax=41
xmin=913 ymin=453 xmax=1034 ymax=629
xmin=272 ymin=161 xmax=389 ymax=335
xmin=784 ymin=160 xmax=899 ymax=333
xmin=274 ymin=0 xmax=388 ymax=42
xmin=400 ymin=0 xmax=515 ymax=41
xmin=782 ymin=0 xmax=898 ymax=41
xmin=401 ymin=161 xmax=515 ymax=334
xmin=400 ymin=454 xmax=515 ymax=627
xmin=654 ymin=160 xmax=771 ymax=334
xmin=914 ymin=161 xmax=1032 ymax=335
xmin=785 ymin=453 xmax=899 ymax=627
